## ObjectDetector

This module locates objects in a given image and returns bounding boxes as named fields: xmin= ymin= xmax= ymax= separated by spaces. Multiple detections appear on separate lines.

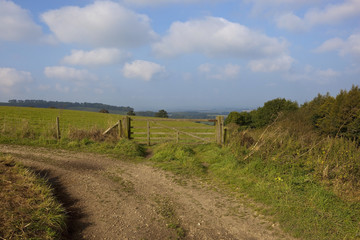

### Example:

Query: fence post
xmin=176 ymin=131 xmax=179 ymax=143
xmin=216 ymin=116 xmax=224 ymax=145
xmin=223 ymin=127 xmax=227 ymax=145
xmin=118 ymin=120 xmax=122 ymax=138
xmin=2 ymin=114 xmax=5 ymax=133
xmin=123 ymin=116 xmax=131 ymax=139
xmin=56 ymin=116 xmax=61 ymax=140
xmin=147 ymin=121 xmax=150 ymax=146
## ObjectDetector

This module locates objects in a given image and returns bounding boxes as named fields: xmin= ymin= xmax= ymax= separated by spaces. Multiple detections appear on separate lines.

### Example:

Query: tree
xmin=226 ymin=111 xmax=253 ymax=129
xmin=252 ymin=98 xmax=298 ymax=128
xmin=127 ymin=110 xmax=136 ymax=116
xmin=314 ymin=85 xmax=360 ymax=139
xmin=155 ymin=109 xmax=168 ymax=118
xmin=99 ymin=109 xmax=109 ymax=113
xmin=225 ymin=111 xmax=241 ymax=125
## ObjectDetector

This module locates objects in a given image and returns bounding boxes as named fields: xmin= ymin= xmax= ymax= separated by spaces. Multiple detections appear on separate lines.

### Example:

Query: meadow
xmin=0 ymin=106 xmax=216 ymax=147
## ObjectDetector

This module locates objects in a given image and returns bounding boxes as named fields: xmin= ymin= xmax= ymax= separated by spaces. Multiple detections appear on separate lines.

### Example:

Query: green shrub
xmin=252 ymin=98 xmax=298 ymax=128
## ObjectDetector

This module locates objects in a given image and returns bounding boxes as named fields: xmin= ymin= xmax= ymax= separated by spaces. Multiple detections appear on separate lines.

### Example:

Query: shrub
xmin=252 ymin=98 xmax=299 ymax=128
xmin=99 ymin=109 xmax=109 ymax=113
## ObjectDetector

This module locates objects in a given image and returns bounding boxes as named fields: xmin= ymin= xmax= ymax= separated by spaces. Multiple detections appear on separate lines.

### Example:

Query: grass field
xmin=0 ymin=106 xmax=216 ymax=146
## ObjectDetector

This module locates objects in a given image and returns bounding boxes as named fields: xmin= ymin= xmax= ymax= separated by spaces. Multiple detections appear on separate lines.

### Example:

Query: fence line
xmin=0 ymin=114 xmax=226 ymax=146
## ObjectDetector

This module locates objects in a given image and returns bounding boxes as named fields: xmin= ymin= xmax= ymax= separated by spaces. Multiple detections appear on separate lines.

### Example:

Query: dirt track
xmin=0 ymin=144 xmax=293 ymax=239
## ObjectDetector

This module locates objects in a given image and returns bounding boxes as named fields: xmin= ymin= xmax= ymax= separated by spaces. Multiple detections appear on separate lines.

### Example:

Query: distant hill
xmin=0 ymin=100 xmax=133 ymax=115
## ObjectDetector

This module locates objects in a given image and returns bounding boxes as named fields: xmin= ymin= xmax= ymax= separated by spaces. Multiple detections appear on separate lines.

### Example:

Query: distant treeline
xmin=169 ymin=112 xmax=224 ymax=119
xmin=135 ymin=111 xmax=229 ymax=119
xmin=2 ymin=99 xmax=133 ymax=114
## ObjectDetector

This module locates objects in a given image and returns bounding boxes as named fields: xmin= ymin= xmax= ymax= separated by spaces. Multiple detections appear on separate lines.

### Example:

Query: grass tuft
xmin=0 ymin=154 xmax=66 ymax=239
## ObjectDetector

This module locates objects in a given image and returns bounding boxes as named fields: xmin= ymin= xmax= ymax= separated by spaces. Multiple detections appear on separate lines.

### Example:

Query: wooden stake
xmin=56 ymin=116 xmax=61 ymax=140
xmin=118 ymin=120 xmax=122 ymax=138
xmin=147 ymin=121 xmax=150 ymax=146
xmin=216 ymin=116 xmax=224 ymax=145
xmin=223 ymin=128 xmax=227 ymax=145
xmin=123 ymin=116 xmax=131 ymax=139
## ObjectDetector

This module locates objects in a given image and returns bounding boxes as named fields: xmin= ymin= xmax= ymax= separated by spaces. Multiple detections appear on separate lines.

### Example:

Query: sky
xmin=0 ymin=0 xmax=359 ymax=111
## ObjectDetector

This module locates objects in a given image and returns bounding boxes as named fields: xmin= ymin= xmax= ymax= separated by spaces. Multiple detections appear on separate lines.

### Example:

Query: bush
xmin=155 ymin=110 xmax=168 ymax=118
xmin=99 ymin=109 xmax=109 ymax=113
xmin=252 ymin=98 xmax=298 ymax=128
xmin=310 ymin=85 xmax=360 ymax=141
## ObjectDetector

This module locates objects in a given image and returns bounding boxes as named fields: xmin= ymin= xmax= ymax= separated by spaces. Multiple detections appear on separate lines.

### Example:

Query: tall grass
xmin=0 ymin=154 xmax=66 ymax=239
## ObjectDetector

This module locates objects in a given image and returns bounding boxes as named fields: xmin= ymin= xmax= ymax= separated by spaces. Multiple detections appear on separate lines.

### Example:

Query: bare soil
xmin=0 ymin=144 xmax=294 ymax=240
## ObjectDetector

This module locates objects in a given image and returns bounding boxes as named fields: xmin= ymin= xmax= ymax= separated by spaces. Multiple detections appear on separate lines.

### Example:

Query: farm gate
xmin=103 ymin=116 xmax=226 ymax=145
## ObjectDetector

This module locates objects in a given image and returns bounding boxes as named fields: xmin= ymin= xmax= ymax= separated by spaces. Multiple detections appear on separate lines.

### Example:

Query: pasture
xmin=0 ymin=106 xmax=218 ymax=145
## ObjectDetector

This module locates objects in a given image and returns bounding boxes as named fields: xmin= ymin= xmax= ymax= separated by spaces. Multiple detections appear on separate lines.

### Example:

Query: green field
xmin=0 ymin=106 xmax=216 ymax=146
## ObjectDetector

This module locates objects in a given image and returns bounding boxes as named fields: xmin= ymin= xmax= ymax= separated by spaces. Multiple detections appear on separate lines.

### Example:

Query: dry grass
xmin=0 ymin=154 xmax=66 ymax=239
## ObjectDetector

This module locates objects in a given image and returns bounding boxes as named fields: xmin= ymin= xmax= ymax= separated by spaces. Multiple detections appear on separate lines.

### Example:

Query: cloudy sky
xmin=0 ymin=0 xmax=359 ymax=111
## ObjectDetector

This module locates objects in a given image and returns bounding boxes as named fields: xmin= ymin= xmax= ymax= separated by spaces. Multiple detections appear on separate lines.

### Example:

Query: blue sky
xmin=0 ymin=0 xmax=359 ymax=111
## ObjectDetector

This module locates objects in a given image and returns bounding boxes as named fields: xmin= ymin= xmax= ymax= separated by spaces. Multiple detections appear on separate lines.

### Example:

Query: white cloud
xmin=315 ymin=33 xmax=360 ymax=57
xmin=198 ymin=63 xmax=212 ymax=73
xmin=0 ymin=0 xmax=42 ymax=42
xmin=123 ymin=60 xmax=165 ymax=81
xmin=122 ymin=0 xmax=203 ymax=6
xmin=41 ymin=1 xmax=157 ymax=47
xmin=44 ymin=66 xmax=97 ymax=82
xmin=245 ymin=0 xmax=323 ymax=16
xmin=248 ymin=55 xmax=294 ymax=72
xmin=316 ymin=68 xmax=340 ymax=78
xmin=62 ymin=48 xmax=130 ymax=66
xmin=286 ymin=66 xmax=340 ymax=84
xmin=276 ymin=12 xmax=307 ymax=32
xmin=315 ymin=38 xmax=344 ymax=52
xmin=0 ymin=68 xmax=33 ymax=93
xmin=153 ymin=17 xmax=288 ymax=58
xmin=198 ymin=63 xmax=241 ymax=80
xmin=276 ymin=0 xmax=360 ymax=31
xmin=55 ymin=83 xmax=70 ymax=93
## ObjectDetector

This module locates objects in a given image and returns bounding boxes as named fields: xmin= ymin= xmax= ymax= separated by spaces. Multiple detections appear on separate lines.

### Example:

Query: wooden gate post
xmin=216 ymin=116 xmax=224 ymax=145
xmin=56 ymin=116 xmax=61 ymax=140
xmin=118 ymin=120 xmax=123 ymax=138
xmin=122 ymin=116 xmax=131 ymax=139
xmin=147 ymin=121 xmax=150 ymax=146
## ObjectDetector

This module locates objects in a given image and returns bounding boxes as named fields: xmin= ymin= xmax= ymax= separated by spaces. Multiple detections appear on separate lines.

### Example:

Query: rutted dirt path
xmin=0 ymin=144 xmax=294 ymax=240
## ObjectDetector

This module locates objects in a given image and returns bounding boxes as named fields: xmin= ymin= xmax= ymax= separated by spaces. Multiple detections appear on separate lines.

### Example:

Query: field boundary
xmin=103 ymin=116 xmax=226 ymax=145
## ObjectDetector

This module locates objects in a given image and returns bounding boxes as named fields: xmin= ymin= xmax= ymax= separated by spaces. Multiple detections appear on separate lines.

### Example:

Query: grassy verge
xmin=150 ymin=142 xmax=360 ymax=240
xmin=0 ymin=154 xmax=66 ymax=239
